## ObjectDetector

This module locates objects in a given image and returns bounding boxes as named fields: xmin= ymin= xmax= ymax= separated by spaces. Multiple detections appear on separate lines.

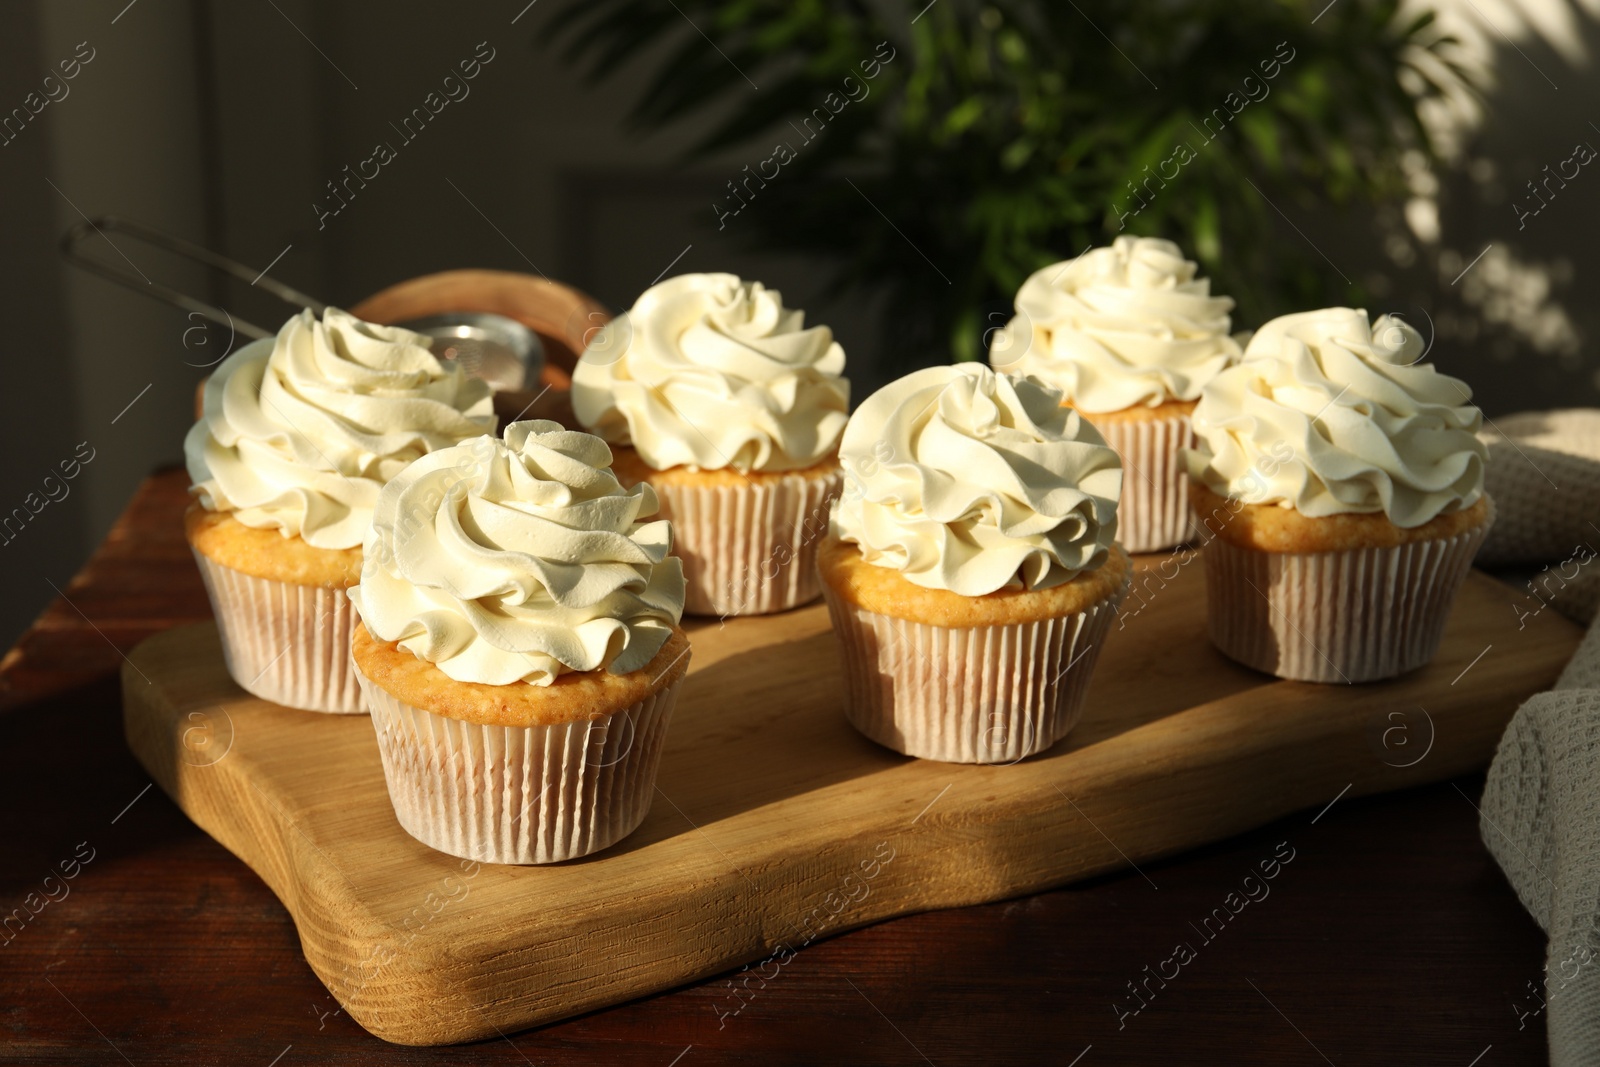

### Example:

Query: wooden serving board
xmin=122 ymin=562 xmax=1580 ymax=1046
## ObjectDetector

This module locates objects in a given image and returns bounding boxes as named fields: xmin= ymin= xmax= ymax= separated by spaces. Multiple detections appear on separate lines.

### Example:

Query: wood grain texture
xmin=0 ymin=470 xmax=1560 ymax=1063
xmin=120 ymin=561 xmax=1580 ymax=1046
xmin=0 ymin=470 xmax=205 ymax=714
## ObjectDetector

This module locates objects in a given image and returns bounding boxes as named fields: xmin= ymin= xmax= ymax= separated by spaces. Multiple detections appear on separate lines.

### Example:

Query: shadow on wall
xmin=1428 ymin=0 xmax=1600 ymax=415
xmin=1311 ymin=0 xmax=1600 ymax=418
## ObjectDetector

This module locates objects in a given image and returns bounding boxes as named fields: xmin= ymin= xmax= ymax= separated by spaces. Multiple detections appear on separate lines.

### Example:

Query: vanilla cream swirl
xmin=350 ymin=421 xmax=685 ymax=686
xmin=830 ymin=364 xmax=1122 ymax=596
xmin=570 ymin=273 xmax=849 ymax=472
xmin=185 ymin=308 xmax=495 ymax=549
xmin=992 ymin=236 xmax=1241 ymax=412
xmin=1185 ymin=307 xmax=1487 ymax=527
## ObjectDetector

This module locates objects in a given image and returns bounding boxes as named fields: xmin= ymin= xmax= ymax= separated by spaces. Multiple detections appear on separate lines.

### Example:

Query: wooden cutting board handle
xmin=350 ymin=268 xmax=608 ymax=380
xmin=193 ymin=269 xmax=608 ymax=425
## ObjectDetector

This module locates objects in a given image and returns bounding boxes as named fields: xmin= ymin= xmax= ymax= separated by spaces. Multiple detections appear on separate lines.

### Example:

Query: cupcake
xmin=570 ymin=273 xmax=849 ymax=617
xmin=184 ymin=307 xmax=495 ymax=712
xmin=991 ymin=236 xmax=1242 ymax=553
xmin=819 ymin=363 xmax=1129 ymax=764
xmin=1184 ymin=307 xmax=1493 ymax=683
xmin=348 ymin=421 xmax=689 ymax=864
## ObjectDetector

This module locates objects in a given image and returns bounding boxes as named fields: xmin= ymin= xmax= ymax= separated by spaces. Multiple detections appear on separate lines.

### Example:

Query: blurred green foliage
xmin=553 ymin=0 xmax=1465 ymax=370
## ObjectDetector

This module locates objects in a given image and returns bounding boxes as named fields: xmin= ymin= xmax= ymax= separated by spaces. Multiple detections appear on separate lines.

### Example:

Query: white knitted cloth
xmin=1478 ymin=409 xmax=1600 ymax=625
xmin=1478 ymin=409 xmax=1600 ymax=1065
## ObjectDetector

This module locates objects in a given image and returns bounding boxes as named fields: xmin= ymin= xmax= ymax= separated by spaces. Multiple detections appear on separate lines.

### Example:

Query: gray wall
xmin=1 ymin=0 xmax=1597 ymax=651
xmin=2 ymin=0 xmax=211 ymax=653
xmin=0 ymin=1 xmax=84 ymax=646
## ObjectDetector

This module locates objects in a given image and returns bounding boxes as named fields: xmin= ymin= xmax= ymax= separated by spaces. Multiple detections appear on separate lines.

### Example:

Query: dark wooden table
xmin=1 ymin=469 xmax=1551 ymax=1065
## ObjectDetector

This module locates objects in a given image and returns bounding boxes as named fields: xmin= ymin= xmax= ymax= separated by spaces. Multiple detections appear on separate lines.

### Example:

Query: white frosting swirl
xmin=185 ymin=308 xmax=495 ymax=549
xmin=349 ymin=421 xmax=685 ymax=687
xmin=1185 ymin=307 xmax=1487 ymax=527
xmin=830 ymin=363 xmax=1122 ymax=596
xmin=992 ymin=236 xmax=1241 ymax=412
xmin=570 ymin=273 xmax=849 ymax=472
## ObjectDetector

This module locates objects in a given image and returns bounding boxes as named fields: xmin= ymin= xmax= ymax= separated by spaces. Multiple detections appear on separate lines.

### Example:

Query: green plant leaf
xmin=542 ymin=0 xmax=1465 ymax=368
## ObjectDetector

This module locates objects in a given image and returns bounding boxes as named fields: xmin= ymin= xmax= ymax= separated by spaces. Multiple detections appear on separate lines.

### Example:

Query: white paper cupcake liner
xmin=192 ymin=550 xmax=365 ymax=713
xmin=1091 ymin=410 xmax=1194 ymax=554
xmin=357 ymin=673 xmax=682 ymax=864
xmin=1201 ymin=504 xmax=1495 ymax=683
xmin=650 ymin=466 xmax=843 ymax=617
xmin=821 ymin=580 xmax=1127 ymax=764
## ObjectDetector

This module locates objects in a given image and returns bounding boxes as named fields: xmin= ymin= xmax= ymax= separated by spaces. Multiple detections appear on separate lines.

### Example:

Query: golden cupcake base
xmin=1193 ymin=491 xmax=1496 ymax=683
xmin=351 ymin=624 xmax=691 ymax=864
xmin=610 ymin=446 xmax=843 ymax=618
xmin=1074 ymin=398 xmax=1198 ymax=554
xmin=817 ymin=536 xmax=1130 ymax=763
xmin=186 ymin=505 xmax=365 ymax=714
